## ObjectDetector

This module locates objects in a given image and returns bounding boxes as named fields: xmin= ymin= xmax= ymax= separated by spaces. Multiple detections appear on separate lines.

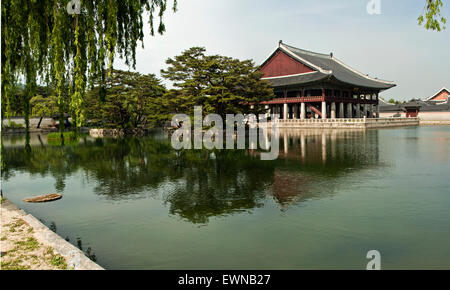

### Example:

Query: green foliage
xmin=49 ymin=253 xmax=68 ymax=270
xmin=47 ymin=132 xmax=78 ymax=144
xmin=47 ymin=132 xmax=80 ymax=146
xmin=4 ymin=121 xmax=24 ymax=129
xmin=1 ymin=86 xmax=23 ymax=119
xmin=15 ymin=237 xmax=40 ymax=251
xmin=47 ymin=132 xmax=78 ymax=140
xmin=30 ymin=95 xmax=59 ymax=118
xmin=388 ymin=98 xmax=396 ymax=104
xmin=1 ymin=0 xmax=177 ymax=132
xmin=418 ymin=0 xmax=447 ymax=31
xmin=161 ymin=47 xmax=275 ymax=119
xmin=85 ymin=69 xmax=167 ymax=129
xmin=1 ymin=135 xmax=275 ymax=224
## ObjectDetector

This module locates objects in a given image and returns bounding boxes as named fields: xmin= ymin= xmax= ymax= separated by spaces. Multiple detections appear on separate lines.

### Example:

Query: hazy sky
xmin=115 ymin=0 xmax=450 ymax=101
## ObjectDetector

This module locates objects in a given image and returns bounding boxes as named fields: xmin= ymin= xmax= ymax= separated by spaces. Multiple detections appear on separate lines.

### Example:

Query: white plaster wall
xmin=379 ymin=112 xmax=406 ymax=118
xmin=2 ymin=117 xmax=55 ymax=128
xmin=379 ymin=112 xmax=450 ymax=121
xmin=419 ymin=112 xmax=450 ymax=121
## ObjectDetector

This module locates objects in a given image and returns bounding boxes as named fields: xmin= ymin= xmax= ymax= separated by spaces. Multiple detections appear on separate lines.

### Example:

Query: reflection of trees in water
xmin=82 ymin=139 xmax=276 ymax=223
xmin=49 ymin=221 xmax=57 ymax=233
xmin=2 ymin=129 xmax=381 ymax=223
xmin=163 ymin=150 xmax=275 ymax=223
xmin=38 ymin=218 xmax=97 ymax=262
xmin=75 ymin=237 xmax=97 ymax=262
xmin=2 ymin=142 xmax=77 ymax=192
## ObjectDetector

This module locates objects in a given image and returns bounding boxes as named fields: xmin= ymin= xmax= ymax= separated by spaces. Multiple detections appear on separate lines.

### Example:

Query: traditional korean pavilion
xmin=260 ymin=41 xmax=396 ymax=119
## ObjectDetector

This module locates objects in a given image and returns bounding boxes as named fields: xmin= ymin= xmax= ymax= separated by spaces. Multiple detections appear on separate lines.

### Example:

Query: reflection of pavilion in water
xmin=277 ymin=129 xmax=379 ymax=163
xmin=268 ymin=129 xmax=381 ymax=210
xmin=271 ymin=170 xmax=314 ymax=210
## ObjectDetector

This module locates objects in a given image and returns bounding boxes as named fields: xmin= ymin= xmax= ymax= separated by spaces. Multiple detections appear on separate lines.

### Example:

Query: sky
xmin=115 ymin=0 xmax=450 ymax=101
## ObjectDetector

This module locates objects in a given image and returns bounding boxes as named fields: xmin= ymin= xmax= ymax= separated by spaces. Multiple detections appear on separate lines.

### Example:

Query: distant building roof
xmin=380 ymin=99 xmax=450 ymax=113
xmin=402 ymin=100 xmax=423 ymax=108
xmin=424 ymin=87 xmax=450 ymax=102
xmin=261 ymin=42 xmax=396 ymax=90
xmin=379 ymin=103 xmax=402 ymax=112
xmin=416 ymin=100 xmax=450 ymax=112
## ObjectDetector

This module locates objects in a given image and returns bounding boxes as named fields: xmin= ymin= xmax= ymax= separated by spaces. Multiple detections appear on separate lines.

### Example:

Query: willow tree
xmin=419 ymin=0 xmax=447 ymax=31
xmin=1 ymin=0 xmax=177 ymax=136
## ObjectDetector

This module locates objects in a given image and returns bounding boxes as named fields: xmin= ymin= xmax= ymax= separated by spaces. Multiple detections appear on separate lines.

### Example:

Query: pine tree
xmin=161 ymin=47 xmax=275 ymax=119
xmin=85 ymin=70 xmax=167 ymax=129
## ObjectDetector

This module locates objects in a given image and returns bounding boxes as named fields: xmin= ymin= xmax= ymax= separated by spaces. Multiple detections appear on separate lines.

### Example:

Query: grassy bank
xmin=1 ymin=213 xmax=68 ymax=270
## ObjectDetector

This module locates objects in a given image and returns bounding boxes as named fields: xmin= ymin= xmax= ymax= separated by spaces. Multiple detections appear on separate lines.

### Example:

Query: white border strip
xmin=261 ymin=71 xmax=318 ymax=80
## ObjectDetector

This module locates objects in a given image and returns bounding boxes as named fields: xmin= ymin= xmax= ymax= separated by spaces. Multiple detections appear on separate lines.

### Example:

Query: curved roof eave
xmin=328 ymin=75 xmax=397 ymax=91
xmin=279 ymin=43 xmax=396 ymax=90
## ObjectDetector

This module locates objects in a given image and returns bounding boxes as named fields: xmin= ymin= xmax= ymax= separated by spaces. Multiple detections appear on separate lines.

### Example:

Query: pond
xmin=2 ymin=126 xmax=450 ymax=269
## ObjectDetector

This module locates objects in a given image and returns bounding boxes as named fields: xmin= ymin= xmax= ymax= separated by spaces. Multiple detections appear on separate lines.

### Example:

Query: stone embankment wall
xmin=2 ymin=117 xmax=55 ymax=128
xmin=1 ymin=199 xmax=104 ymax=270
xmin=89 ymin=128 xmax=125 ymax=138
xmin=89 ymin=128 xmax=149 ymax=137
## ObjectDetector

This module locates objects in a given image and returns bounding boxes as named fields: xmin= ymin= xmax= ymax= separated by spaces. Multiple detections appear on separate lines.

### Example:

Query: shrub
xmin=4 ymin=121 xmax=24 ymax=129
xmin=47 ymin=132 xmax=80 ymax=146
xmin=47 ymin=131 xmax=77 ymax=140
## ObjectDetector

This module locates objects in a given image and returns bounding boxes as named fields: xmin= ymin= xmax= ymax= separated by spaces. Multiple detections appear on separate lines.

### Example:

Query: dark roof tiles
xmin=264 ymin=43 xmax=396 ymax=90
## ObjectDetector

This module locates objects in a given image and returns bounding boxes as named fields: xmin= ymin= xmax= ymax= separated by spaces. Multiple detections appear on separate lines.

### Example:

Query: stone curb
xmin=1 ymin=199 xmax=104 ymax=270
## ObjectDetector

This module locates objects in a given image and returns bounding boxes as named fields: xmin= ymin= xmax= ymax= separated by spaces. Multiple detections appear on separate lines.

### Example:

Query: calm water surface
xmin=2 ymin=127 xmax=450 ymax=269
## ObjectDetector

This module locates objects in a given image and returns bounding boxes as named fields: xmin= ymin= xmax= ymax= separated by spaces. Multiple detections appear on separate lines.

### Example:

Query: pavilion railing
xmin=262 ymin=118 xmax=420 ymax=128
xmin=275 ymin=117 xmax=419 ymax=123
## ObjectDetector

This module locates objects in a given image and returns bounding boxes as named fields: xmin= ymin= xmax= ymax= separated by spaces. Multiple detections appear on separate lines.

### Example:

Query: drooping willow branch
xmin=418 ymin=0 xmax=447 ymax=31
xmin=1 ymin=0 xmax=177 ymax=133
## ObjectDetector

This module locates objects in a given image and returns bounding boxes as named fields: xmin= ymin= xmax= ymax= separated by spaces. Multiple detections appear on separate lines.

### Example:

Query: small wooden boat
xmin=23 ymin=194 xmax=62 ymax=203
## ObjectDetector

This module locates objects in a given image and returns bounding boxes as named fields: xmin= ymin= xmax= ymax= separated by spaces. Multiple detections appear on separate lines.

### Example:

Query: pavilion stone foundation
xmin=270 ymin=117 xmax=419 ymax=129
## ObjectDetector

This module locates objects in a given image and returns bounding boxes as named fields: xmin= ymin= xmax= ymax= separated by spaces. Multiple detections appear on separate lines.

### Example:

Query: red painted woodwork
xmin=261 ymin=96 xmax=324 ymax=105
xmin=260 ymin=50 xmax=315 ymax=78
xmin=405 ymin=109 xmax=419 ymax=118
xmin=307 ymin=104 xmax=322 ymax=117
xmin=261 ymin=96 xmax=378 ymax=105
